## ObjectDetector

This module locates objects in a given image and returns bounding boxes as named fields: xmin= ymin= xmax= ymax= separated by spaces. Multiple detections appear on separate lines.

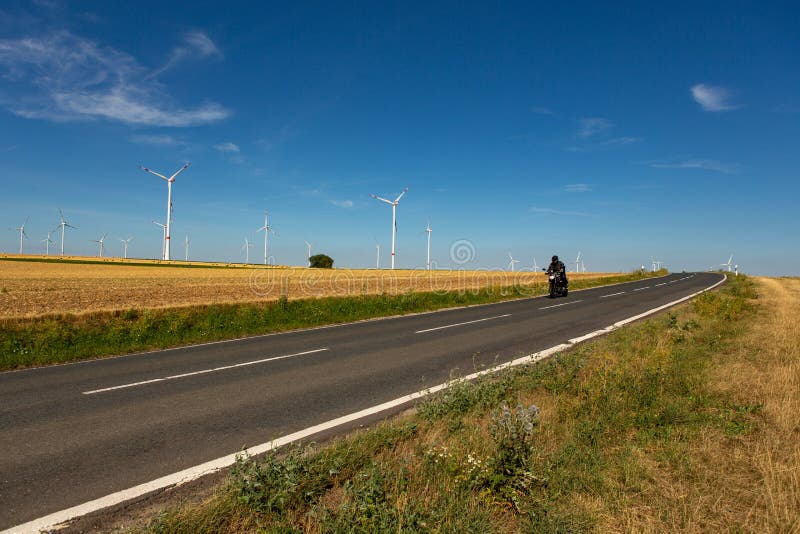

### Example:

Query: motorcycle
xmin=543 ymin=268 xmax=568 ymax=298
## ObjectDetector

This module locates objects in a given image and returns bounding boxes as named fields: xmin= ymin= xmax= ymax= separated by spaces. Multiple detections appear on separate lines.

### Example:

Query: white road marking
xmin=655 ymin=283 xmax=667 ymax=287
xmin=82 ymin=348 xmax=329 ymax=395
xmin=415 ymin=314 xmax=511 ymax=334
xmin=600 ymin=292 xmax=625 ymax=298
xmin=633 ymin=286 xmax=650 ymax=291
xmin=10 ymin=274 xmax=727 ymax=534
xmin=539 ymin=299 xmax=583 ymax=310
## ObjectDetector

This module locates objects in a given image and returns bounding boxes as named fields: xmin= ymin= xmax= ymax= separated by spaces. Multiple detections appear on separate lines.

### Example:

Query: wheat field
xmin=0 ymin=257 xmax=614 ymax=318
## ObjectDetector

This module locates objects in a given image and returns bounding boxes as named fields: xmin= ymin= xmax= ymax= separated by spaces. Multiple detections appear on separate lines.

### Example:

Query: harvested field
xmin=0 ymin=258 xmax=617 ymax=319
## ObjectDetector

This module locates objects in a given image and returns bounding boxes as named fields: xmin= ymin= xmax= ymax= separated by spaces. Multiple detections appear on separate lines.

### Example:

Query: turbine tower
xmin=57 ymin=209 xmax=77 ymax=256
xmin=242 ymin=237 xmax=253 ymax=263
xmin=140 ymin=162 xmax=190 ymax=260
xmin=370 ymin=187 xmax=408 ymax=270
xmin=119 ymin=237 xmax=133 ymax=259
xmin=508 ymin=252 xmax=520 ymax=272
xmin=152 ymin=220 xmax=166 ymax=259
xmin=42 ymin=229 xmax=55 ymax=256
xmin=720 ymin=254 xmax=733 ymax=272
xmin=13 ymin=217 xmax=28 ymax=254
xmin=575 ymin=252 xmax=582 ymax=274
xmin=184 ymin=234 xmax=190 ymax=262
xmin=255 ymin=211 xmax=274 ymax=265
xmin=425 ymin=220 xmax=432 ymax=271
xmin=305 ymin=241 xmax=313 ymax=267
xmin=91 ymin=233 xmax=107 ymax=257
xmin=532 ymin=257 xmax=539 ymax=271
xmin=375 ymin=240 xmax=381 ymax=269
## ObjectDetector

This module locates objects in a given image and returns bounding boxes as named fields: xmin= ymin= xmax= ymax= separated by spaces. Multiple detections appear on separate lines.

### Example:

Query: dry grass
xmin=0 ymin=258 xmax=615 ymax=319
xmin=604 ymin=277 xmax=800 ymax=533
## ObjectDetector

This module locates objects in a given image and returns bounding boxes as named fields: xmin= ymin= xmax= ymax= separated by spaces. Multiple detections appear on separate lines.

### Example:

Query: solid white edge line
xmin=599 ymin=292 xmax=625 ymax=298
xmin=5 ymin=274 xmax=725 ymax=534
xmin=539 ymin=299 xmax=583 ymax=310
xmin=82 ymin=348 xmax=329 ymax=395
xmin=414 ymin=313 xmax=511 ymax=334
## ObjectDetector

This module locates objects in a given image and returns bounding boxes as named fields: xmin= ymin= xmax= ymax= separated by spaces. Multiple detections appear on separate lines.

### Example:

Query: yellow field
xmin=0 ymin=256 xmax=614 ymax=318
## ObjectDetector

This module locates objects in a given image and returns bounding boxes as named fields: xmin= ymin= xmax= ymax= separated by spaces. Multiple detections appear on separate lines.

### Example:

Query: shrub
xmin=309 ymin=254 xmax=334 ymax=268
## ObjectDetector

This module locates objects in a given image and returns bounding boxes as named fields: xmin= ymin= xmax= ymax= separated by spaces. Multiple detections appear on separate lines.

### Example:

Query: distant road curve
xmin=0 ymin=272 xmax=725 ymax=532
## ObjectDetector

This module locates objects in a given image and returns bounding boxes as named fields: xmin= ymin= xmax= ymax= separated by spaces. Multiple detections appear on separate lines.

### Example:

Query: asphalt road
xmin=0 ymin=272 xmax=724 ymax=530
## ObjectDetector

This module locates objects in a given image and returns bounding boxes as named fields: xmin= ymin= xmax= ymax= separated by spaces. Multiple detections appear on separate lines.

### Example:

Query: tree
xmin=309 ymin=254 xmax=334 ymax=269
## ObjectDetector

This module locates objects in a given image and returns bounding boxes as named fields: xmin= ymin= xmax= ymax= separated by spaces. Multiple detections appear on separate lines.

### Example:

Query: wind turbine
xmin=56 ymin=209 xmax=77 ymax=256
xmin=41 ymin=229 xmax=55 ymax=256
xmin=532 ymin=257 xmax=539 ymax=271
xmin=720 ymin=254 xmax=733 ymax=272
xmin=184 ymin=234 xmax=190 ymax=262
xmin=255 ymin=211 xmax=274 ymax=265
xmin=305 ymin=241 xmax=313 ymax=267
xmin=508 ymin=252 xmax=520 ymax=272
xmin=242 ymin=237 xmax=254 ymax=263
xmin=424 ymin=220 xmax=432 ymax=271
xmin=575 ymin=252 xmax=582 ymax=274
xmin=140 ymin=162 xmax=190 ymax=260
xmin=119 ymin=237 xmax=133 ymax=259
xmin=370 ymin=187 xmax=408 ymax=270
xmin=375 ymin=240 xmax=381 ymax=269
xmin=152 ymin=220 xmax=166 ymax=259
xmin=91 ymin=233 xmax=107 ymax=257
xmin=13 ymin=217 xmax=28 ymax=254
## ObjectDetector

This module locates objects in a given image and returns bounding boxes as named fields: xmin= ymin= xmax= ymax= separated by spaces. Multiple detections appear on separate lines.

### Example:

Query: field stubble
xmin=0 ymin=260 xmax=614 ymax=319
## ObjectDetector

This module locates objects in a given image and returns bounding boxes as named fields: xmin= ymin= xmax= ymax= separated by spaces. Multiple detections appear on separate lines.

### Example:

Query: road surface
xmin=0 ymin=272 xmax=724 ymax=530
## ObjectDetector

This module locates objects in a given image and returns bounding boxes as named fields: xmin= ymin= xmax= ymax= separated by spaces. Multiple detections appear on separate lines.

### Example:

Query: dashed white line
xmin=633 ymin=286 xmax=650 ymax=291
xmin=415 ymin=314 xmax=511 ymax=334
xmin=655 ymin=282 xmax=667 ymax=287
xmin=82 ymin=348 xmax=329 ymax=395
xmin=539 ymin=299 xmax=583 ymax=310
xmin=600 ymin=292 xmax=626 ymax=298
xmin=12 ymin=274 xmax=726 ymax=534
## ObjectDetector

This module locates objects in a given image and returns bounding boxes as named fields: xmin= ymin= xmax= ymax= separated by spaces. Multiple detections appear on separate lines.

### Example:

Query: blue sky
xmin=0 ymin=1 xmax=797 ymax=275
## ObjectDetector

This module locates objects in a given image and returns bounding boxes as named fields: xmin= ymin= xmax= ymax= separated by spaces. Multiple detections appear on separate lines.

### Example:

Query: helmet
xmin=552 ymin=255 xmax=558 ymax=262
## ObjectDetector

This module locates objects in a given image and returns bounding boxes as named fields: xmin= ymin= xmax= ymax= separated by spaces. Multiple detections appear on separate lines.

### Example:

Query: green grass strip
xmin=1 ymin=271 xmax=661 ymax=370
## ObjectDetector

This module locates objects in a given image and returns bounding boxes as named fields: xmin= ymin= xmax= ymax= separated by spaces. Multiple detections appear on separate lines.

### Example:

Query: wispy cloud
xmin=0 ymin=31 xmax=230 ymax=127
xmin=564 ymin=183 xmax=591 ymax=193
xmin=577 ymin=117 xmax=613 ymax=138
xmin=214 ymin=141 xmax=240 ymax=153
xmin=566 ymin=136 xmax=642 ymax=152
xmin=331 ymin=199 xmax=354 ymax=208
xmin=129 ymin=134 xmax=183 ymax=146
xmin=531 ymin=106 xmax=555 ymax=115
xmin=148 ymin=31 xmax=223 ymax=79
xmin=649 ymin=158 xmax=740 ymax=174
xmin=530 ymin=207 xmax=595 ymax=217
xmin=691 ymin=84 xmax=739 ymax=112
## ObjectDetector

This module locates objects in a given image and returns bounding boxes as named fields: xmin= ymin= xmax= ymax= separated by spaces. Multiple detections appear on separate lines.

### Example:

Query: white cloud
xmin=331 ymin=199 xmax=354 ymax=208
xmin=214 ymin=141 xmax=240 ymax=153
xmin=129 ymin=134 xmax=182 ymax=146
xmin=650 ymin=158 xmax=740 ymax=174
xmin=564 ymin=183 xmax=591 ymax=193
xmin=0 ymin=31 xmax=230 ymax=127
xmin=577 ymin=117 xmax=613 ymax=138
xmin=691 ymin=84 xmax=738 ymax=112
xmin=566 ymin=136 xmax=642 ymax=152
xmin=148 ymin=31 xmax=223 ymax=79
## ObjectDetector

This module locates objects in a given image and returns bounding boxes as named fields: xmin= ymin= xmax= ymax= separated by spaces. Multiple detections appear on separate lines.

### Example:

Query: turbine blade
xmin=370 ymin=194 xmax=393 ymax=205
xmin=394 ymin=187 xmax=409 ymax=203
xmin=170 ymin=162 xmax=191 ymax=180
xmin=140 ymin=165 xmax=169 ymax=180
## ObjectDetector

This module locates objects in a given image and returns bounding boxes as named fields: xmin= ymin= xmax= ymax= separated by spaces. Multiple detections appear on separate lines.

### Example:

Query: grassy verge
xmin=136 ymin=275 xmax=798 ymax=533
xmin=0 ymin=271 xmax=658 ymax=371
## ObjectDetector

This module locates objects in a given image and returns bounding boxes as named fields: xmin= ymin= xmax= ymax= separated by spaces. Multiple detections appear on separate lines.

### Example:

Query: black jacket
xmin=546 ymin=260 xmax=566 ymax=275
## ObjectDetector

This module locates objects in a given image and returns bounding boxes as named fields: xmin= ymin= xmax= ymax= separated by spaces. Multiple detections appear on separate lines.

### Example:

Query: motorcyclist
xmin=546 ymin=255 xmax=567 ymax=287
